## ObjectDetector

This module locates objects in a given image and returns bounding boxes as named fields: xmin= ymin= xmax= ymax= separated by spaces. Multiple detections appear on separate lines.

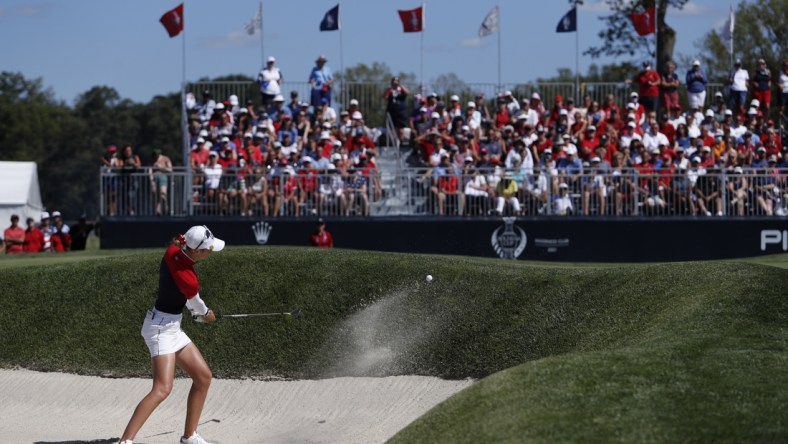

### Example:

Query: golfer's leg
xmin=120 ymin=354 xmax=176 ymax=441
xmin=176 ymin=343 xmax=212 ymax=437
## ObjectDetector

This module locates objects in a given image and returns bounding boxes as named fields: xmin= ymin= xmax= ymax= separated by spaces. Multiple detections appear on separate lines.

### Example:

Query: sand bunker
xmin=0 ymin=369 xmax=472 ymax=444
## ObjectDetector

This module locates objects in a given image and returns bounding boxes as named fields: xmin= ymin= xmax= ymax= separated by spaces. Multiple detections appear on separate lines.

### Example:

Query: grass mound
xmin=1 ymin=247 xmax=787 ymax=442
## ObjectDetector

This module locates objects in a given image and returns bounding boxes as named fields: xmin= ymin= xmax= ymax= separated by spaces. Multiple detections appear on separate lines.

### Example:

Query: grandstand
xmin=98 ymin=79 xmax=788 ymax=261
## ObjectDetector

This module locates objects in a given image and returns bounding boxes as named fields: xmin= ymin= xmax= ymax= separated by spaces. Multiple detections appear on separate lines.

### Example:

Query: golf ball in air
xmin=426 ymin=275 xmax=433 ymax=282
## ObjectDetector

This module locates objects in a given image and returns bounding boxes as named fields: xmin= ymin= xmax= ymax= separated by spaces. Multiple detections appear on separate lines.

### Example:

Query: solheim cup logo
xmin=491 ymin=217 xmax=527 ymax=259
xmin=252 ymin=221 xmax=272 ymax=245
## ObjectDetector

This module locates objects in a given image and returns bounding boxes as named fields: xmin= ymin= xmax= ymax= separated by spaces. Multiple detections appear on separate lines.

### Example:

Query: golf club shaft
xmin=221 ymin=312 xmax=292 ymax=318
xmin=196 ymin=308 xmax=301 ymax=320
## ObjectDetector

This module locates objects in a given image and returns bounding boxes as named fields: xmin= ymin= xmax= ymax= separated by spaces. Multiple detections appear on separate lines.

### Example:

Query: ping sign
xmin=760 ymin=230 xmax=788 ymax=251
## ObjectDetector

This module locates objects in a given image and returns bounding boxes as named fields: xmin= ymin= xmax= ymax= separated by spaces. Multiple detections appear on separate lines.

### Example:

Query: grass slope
xmin=1 ymin=247 xmax=787 ymax=442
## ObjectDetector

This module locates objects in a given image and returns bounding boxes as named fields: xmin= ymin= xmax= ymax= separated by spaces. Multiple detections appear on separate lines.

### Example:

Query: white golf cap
xmin=273 ymin=94 xmax=285 ymax=102
xmin=267 ymin=56 xmax=276 ymax=62
xmin=431 ymin=112 xmax=440 ymax=119
xmin=692 ymin=59 xmax=700 ymax=66
xmin=184 ymin=225 xmax=225 ymax=252
xmin=352 ymin=111 xmax=363 ymax=120
xmin=705 ymin=109 xmax=714 ymax=117
xmin=450 ymin=94 xmax=459 ymax=101
xmin=41 ymin=211 xmax=50 ymax=220
xmin=467 ymin=101 xmax=476 ymax=108
xmin=52 ymin=211 xmax=62 ymax=217
xmin=350 ymin=99 xmax=359 ymax=106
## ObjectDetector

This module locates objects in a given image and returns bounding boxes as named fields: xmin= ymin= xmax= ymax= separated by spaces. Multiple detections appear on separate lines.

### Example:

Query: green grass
xmin=1 ymin=247 xmax=787 ymax=442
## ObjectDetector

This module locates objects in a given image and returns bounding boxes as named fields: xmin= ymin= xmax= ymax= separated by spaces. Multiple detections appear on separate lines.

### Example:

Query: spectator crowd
xmin=2 ymin=211 xmax=95 ymax=255
xmin=98 ymin=56 xmax=788 ymax=218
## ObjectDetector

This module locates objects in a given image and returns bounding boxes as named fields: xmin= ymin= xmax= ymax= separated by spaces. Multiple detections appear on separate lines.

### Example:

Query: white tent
xmin=0 ymin=161 xmax=44 ymax=226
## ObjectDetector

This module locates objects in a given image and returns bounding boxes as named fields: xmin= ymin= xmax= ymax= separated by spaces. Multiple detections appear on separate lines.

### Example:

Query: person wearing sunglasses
xmin=117 ymin=225 xmax=225 ymax=444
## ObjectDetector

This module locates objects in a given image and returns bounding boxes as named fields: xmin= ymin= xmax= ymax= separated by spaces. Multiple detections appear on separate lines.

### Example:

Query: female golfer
xmin=117 ymin=225 xmax=224 ymax=444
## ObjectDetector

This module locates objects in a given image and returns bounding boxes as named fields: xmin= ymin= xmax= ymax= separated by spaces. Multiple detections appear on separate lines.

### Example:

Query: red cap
xmin=108 ymin=145 xmax=117 ymax=152
xmin=555 ymin=95 xmax=563 ymax=102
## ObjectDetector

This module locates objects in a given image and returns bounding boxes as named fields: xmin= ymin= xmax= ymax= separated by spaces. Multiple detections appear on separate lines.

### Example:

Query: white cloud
xmin=15 ymin=4 xmax=49 ymax=17
xmin=460 ymin=37 xmax=484 ymax=48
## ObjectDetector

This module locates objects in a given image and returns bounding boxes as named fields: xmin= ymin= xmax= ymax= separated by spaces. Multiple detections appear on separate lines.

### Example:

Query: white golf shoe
xmin=116 ymin=441 xmax=133 ymax=444
xmin=180 ymin=431 xmax=213 ymax=444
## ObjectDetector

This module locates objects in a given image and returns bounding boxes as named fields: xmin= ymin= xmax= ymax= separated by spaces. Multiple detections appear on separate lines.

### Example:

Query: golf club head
xmin=289 ymin=308 xmax=302 ymax=317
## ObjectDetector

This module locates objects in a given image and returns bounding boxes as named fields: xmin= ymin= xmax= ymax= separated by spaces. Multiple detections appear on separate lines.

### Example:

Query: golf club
xmin=194 ymin=308 xmax=302 ymax=320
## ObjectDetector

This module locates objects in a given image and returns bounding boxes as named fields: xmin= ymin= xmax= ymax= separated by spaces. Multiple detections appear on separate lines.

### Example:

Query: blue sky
xmin=0 ymin=0 xmax=732 ymax=105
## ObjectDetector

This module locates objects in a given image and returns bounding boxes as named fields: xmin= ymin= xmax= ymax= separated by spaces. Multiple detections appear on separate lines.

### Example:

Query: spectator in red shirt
xmin=4 ymin=214 xmax=25 ymax=254
xmin=309 ymin=218 xmax=334 ymax=248
xmin=298 ymin=158 xmax=320 ymax=211
xmin=601 ymin=94 xmax=620 ymax=120
xmin=579 ymin=125 xmax=600 ymax=161
xmin=762 ymin=129 xmax=783 ymax=156
xmin=494 ymin=100 xmax=509 ymax=129
xmin=634 ymin=61 xmax=660 ymax=113
xmin=24 ymin=217 xmax=44 ymax=253
xmin=660 ymin=62 xmax=681 ymax=113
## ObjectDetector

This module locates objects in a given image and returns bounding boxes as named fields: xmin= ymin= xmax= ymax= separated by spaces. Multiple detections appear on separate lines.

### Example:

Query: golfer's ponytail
xmin=173 ymin=233 xmax=186 ymax=249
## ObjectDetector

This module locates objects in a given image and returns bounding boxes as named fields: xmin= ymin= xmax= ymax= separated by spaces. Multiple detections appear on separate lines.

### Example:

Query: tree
xmin=335 ymin=62 xmax=417 ymax=127
xmin=693 ymin=0 xmax=787 ymax=84
xmin=583 ymin=0 xmax=690 ymax=73
xmin=0 ymin=72 xmax=185 ymax=218
xmin=430 ymin=73 xmax=468 ymax=96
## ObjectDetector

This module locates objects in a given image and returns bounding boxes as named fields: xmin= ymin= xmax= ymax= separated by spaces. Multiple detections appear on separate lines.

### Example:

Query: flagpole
xmin=261 ymin=1 xmax=265 ymax=66
xmin=181 ymin=2 xmax=191 ymax=213
xmin=654 ymin=0 xmax=659 ymax=70
xmin=420 ymin=3 xmax=425 ymax=91
xmin=497 ymin=4 xmax=501 ymax=90
xmin=729 ymin=5 xmax=734 ymax=69
xmin=339 ymin=3 xmax=345 ymax=106
xmin=259 ymin=1 xmax=264 ymax=69
xmin=575 ymin=5 xmax=579 ymax=103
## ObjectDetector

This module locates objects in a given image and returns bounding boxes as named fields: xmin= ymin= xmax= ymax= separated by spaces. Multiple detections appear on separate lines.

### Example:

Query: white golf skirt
xmin=141 ymin=308 xmax=192 ymax=357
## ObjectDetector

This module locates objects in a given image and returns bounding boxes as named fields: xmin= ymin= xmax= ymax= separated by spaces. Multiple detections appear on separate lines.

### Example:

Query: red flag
xmin=631 ymin=7 xmax=655 ymax=36
xmin=160 ymin=4 xmax=184 ymax=38
xmin=398 ymin=6 xmax=424 ymax=33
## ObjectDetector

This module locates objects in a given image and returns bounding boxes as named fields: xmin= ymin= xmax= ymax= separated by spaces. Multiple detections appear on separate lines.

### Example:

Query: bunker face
xmin=0 ymin=369 xmax=473 ymax=444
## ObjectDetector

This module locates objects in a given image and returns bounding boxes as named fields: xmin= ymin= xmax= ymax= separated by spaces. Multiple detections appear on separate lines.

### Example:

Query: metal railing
xmin=187 ymin=80 xmax=727 ymax=128
xmin=100 ymin=167 xmax=787 ymax=218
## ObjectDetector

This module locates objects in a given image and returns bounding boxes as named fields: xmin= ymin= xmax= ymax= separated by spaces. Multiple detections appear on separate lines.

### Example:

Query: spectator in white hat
xmin=727 ymin=59 xmax=749 ymax=115
xmin=686 ymin=59 xmax=708 ymax=111
xmin=466 ymin=101 xmax=482 ymax=132
xmin=117 ymin=225 xmax=223 ymax=444
xmin=258 ymin=56 xmax=283 ymax=107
